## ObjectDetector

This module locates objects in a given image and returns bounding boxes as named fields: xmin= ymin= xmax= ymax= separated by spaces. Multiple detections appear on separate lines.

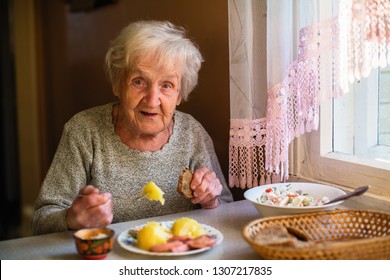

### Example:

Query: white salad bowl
xmin=244 ymin=182 xmax=347 ymax=217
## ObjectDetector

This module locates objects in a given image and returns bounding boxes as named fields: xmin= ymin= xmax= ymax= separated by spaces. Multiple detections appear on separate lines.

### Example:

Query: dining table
xmin=0 ymin=195 xmax=385 ymax=260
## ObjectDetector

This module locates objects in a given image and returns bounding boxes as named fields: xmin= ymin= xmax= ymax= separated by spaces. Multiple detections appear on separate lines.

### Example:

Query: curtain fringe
xmin=229 ymin=143 xmax=282 ymax=189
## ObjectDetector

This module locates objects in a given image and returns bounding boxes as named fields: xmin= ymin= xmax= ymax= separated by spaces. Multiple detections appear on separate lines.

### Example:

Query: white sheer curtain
xmin=228 ymin=0 xmax=274 ymax=188
xmin=228 ymin=0 xmax=390 ymax=189
xmin=228 ymin=0 xmax=325 ymax=188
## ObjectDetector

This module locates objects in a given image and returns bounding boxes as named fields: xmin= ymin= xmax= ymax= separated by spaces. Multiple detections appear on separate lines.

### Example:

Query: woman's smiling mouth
xmin=141 ymin=111 xmax=158 ymax=117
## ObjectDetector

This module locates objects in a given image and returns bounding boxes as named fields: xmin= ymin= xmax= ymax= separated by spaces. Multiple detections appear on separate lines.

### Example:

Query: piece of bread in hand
xmin=177 ymin=168 xmax=194 ymax=199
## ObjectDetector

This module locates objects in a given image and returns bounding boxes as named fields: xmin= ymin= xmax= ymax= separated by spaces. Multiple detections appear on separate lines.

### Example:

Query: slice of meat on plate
xmin=186 ymin=235 xmax=217 ymax=249
xmin=150 ymin=240 xmax=186 ymax=252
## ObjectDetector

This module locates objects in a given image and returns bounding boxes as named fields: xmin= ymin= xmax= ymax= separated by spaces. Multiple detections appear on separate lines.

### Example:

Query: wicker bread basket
xmin=242 ymin=209 xmax=390 ymax=259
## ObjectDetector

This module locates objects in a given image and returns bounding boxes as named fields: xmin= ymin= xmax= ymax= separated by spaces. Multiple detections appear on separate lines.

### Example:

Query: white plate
xmin=117 ymin=221 xmax=223 ymax=256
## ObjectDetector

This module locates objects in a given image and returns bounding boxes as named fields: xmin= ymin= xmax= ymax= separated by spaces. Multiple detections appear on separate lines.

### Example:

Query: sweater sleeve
xmin=204 ymin=135 xmax=233 ymax=204
xmin=32 ymin=120 xmax=93 ymax=235
xmin=189 ymin=121 xmax=233 ymax=204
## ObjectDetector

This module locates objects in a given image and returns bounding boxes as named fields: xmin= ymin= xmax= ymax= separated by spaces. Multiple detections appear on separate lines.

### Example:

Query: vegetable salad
xmin=257 ymin=184 xmax=330 ymax=207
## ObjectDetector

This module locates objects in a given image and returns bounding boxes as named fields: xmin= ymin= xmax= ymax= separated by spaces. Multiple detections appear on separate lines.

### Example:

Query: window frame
xmin=293 ymin=96 xmax=390 ymax=201
xmin=333 ymin=72 xmax=380 ymax=158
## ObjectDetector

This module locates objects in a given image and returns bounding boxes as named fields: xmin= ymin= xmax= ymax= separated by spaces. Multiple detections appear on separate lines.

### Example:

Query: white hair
xmin=104 ymin=20 xmax=203 ymax=101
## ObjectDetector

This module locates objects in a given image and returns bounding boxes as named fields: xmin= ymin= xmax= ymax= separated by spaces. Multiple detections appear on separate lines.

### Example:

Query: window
xmin=292 ymin=1 xmax=390 ymax=203
xmin=379 ymin=66 xmax=390 ymax=147
xmin=333 ymin=66 xmax=390 ymax=164
xmin=294 ymin=68 xmax=390 ymax=201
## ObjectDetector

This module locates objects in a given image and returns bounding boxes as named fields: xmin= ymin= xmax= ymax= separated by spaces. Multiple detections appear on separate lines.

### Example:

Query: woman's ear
xmin=113 ymin=86 xmax=120 ymax=99
xmin=176 ymin=94 xmax=182 ymax=106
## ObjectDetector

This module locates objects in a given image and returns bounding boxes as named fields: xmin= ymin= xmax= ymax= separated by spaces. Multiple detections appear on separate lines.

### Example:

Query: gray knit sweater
xmin=32 ymin=103 xmax=233 ymax=235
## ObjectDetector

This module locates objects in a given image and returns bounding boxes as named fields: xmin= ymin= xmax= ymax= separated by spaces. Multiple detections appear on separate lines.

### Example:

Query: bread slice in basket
xmin=254 ymin=224 xmax=297 ymax=246
xmin=253 ymin=224 xmax=313 ymax=249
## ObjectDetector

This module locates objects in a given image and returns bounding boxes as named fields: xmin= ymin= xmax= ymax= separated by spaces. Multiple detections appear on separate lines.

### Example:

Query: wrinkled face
xmin=116 ymin=54 xmax=182 ymax=137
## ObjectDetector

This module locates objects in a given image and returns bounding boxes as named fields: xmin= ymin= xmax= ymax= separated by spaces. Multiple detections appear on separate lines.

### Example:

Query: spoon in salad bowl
xmin=324 ymin=185 xmax=370 ymax=205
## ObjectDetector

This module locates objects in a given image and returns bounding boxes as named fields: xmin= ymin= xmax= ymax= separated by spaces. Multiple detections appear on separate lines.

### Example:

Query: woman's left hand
xmin=191 ymin=167 xmax=222 ymax=209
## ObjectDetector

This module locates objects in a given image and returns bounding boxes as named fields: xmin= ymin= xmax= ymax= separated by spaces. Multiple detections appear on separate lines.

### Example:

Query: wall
xmin=40 ymin=0 xmax=230 ymax=170
xmin=1 ymin=0 xmax=20 ymax=240
xmin=16 ymin=0 xmax=235 ymax=236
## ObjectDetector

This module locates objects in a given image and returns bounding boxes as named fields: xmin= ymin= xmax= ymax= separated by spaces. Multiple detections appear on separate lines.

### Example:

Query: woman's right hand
xmin=66 ymin=185 xmax=113 ymax=230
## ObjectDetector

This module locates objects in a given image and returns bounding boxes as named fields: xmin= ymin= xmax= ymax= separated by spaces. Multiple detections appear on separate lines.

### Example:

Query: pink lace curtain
xmin=228 ymin=0 xmax=390 ymax=189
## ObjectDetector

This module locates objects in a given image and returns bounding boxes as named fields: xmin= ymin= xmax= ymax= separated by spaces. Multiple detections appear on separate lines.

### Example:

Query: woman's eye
xmin=134 ymin=79 xmax=143 ymax=86
xmin=162 ymin=83 xmax=171 ymax=89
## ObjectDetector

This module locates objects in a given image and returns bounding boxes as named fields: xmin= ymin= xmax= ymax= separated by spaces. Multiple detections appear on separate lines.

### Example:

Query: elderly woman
xmin=32 ymin=20 xmax=233 ymax=235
